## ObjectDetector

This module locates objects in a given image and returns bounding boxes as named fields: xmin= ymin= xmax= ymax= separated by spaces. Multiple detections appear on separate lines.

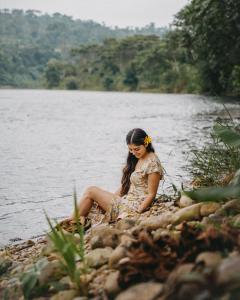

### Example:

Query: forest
xmin=0 ymin=0 xmax=240 ymax=96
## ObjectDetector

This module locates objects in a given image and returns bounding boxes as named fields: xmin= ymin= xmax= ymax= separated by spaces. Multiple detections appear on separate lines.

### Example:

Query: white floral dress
xmin=88 ymin=153 xmax=164 ymax=226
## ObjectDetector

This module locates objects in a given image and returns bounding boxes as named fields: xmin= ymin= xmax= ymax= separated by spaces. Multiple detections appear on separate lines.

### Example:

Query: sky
xmin=0 ymin=0 xmax=190 ymax=28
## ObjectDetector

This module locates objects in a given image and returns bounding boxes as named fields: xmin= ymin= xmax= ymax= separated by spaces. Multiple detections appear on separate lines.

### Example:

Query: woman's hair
xmin=120 ymin=128 xmax=155 ymax=196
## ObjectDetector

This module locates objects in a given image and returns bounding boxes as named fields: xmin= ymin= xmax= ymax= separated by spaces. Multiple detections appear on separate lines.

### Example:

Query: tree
xmin=174 ymin=0 xmax=240 ymax=95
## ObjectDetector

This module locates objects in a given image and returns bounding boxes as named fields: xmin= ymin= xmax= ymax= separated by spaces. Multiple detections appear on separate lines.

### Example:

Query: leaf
xmin=20 ymin=272 xmax=38 ymax=299
xmin=214 ymin=124 xmax=240 ymax=148
xmin=185 ymin=185 xmax=240 ymax=202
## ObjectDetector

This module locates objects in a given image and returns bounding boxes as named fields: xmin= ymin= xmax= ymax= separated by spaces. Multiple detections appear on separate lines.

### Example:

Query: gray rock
xmin=179 ymin=194 xmax=194 ymax=208
xmin=115 ymin=282 xmax=163 ymax=300
xmin=85 ymin=247 xmax=113 ymax=268
xmin=116 ymin=218 xmax=138 ymax=231
xmin=172 ymin=203 xmax=202 ymax=225
xmin=216 ymin=256 xmax=240 ymax=290
xmin=90 ymin=226 xmax=122 ymax=249
xmin=109 ymin=245 xmax=127 ymax=269
xmin=200 ymin=202 xmax=221 ymax=217
xmin=50 ymin=289 xmax=77 ymax=300
xmin=104 ymin=271 xmax=121 ymax=296
xmin=196 ymin=252 xmax=222 ymax=269
xmin=139 ymin=212 xmax=173 ymax=230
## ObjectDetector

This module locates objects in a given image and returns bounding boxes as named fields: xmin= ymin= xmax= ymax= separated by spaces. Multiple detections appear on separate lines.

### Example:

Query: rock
xmin=115 ymin=282 xmax=163 ymax=300
xmin=196 ymin=252 xmax=222 ymax=269
xmin=116 ymin=218 xmax=138 ymax=231
xmin=104 ymin=271 xmax=121 ymax=296
xmin=120 ymin=234 xmax=135 ymax=247
xmin=38 ymin=259 xmax=66 ymax=285
xmin=139 ymin=212 xmax=173 ymax=230
xmin=109 ymin=246 xmax=127 ymax=269
xmin=200 ymin=202 xmax=221 ymax=217
xmin=216 ymin=256 xmax=240 ymax=290
xmin=172 ymin=203 xmax=202 ymax=225
xmin=90 ymin=226 xmax=122 ymax=249
xmin=179 ymin=194 xmax=194 ymax=208
xmin=152 ymin=229 xmax=180 ymax=242
xmin=0 ymin=257 xmax=12 ymax=275
xmin=50 ymin=289 xmax=77 ymax=300
xmin=233 ymin=214 xmax=240 ymax=227
xmin=85 ymin=247 xmax=113 ymax=268
xmin=216 ymin=199 xmax=240 ymax=217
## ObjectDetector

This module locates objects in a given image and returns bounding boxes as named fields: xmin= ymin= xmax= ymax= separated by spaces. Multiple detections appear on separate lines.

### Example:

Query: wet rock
xmin=179 ymin=194 xmax=194 ymax=208
xmin=90 ymin=226 xmax=122 ymax=249
xmin=115 ymin=282 xmax=163 ymax=300
xmin=172 ymin=203 xmax=202 ymax=225
xmin=86 ymin=247 xmax=113 ymax=268
xmin=0 ymin=257 xmax=12 ymax=275
xmin=116 ymin=218 xmax=138 ymax=231
xmin=139 ymin=212 xmax=173 ymax=230
xmin=196 ymin=252 xmax=222 ymax=269
xmin=200 ymin=202 xmax=221 ymax=217
xmin=104 ymin=271 xmax=121 ymax=296
xmin=50 ymin=289 xmax=77 ymax=300
xmin=216 ymin=256 xmax=240 ymax=290
xmin=109 ymin=245 xmax=127 ymax=269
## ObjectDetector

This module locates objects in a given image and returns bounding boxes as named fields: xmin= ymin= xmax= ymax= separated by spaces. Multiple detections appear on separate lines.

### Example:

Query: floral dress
xmin=88 ymin=153 xmax=164 ymax=226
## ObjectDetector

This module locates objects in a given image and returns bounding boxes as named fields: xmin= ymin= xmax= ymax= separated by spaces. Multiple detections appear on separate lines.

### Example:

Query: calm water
xmin=0 ymin=90 xmax=239 ymax=247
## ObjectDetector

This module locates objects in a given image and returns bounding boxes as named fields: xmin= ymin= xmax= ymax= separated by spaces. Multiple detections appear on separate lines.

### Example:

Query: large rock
xmin=85 ymin=247 xmax=113 ymax=268
xmin=90 ymin=225 xmax=122 ymax=249
xmin=179 ymin=194 xmax=194 ymax=208
xmin=172 ymin=203 xmax=202 ymax=225
xmin=216 ymin=256 xmax=240 ymax=291
xmin=50 ymin=289 xmax=77 ymax=300
xmin=200 ymin=202 xmax=221 ymax=217
xmin=104 ymin=271 xmax=121 ymax=296
xmin=116 ymin=218 xmax=138 ymax=231
xmin=109 ymin=245 xmax=127 ymax=269
xmin=38 ymin=259 xmax=65 ymax=285
xmin=139 ymin=212 xmax=173 ymax=230
xmin=196 ymin=252 xmax=222 ymax=269
xmin=115 ymin=282 xmax=163 ymax=300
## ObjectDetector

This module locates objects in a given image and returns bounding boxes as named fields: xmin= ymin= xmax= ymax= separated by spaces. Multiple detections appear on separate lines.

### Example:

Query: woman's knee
xmin=84 ymin=186 xmax=99 ymax=198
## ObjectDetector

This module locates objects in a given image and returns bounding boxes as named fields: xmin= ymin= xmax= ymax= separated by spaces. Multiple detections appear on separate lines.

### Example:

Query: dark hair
xmin=120 ymin=128 xmax=155 ymax=196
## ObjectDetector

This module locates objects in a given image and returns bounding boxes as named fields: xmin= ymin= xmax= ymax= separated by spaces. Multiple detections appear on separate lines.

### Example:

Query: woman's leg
xmin=71 ymin=186 xmax=116 ymax=219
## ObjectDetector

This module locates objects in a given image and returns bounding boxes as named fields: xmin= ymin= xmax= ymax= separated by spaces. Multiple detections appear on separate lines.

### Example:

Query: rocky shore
xmin=1 ymin=195 xmax=240 ymax=300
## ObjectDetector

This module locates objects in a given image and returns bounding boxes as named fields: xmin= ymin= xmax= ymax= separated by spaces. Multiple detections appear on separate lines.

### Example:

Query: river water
xmin=0 ymin=90 xmax=239 ymax=247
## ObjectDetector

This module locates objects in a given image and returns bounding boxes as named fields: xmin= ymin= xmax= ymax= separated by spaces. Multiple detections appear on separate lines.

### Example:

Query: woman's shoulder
xmin=143 ymin=152 xmax=163 ymax=175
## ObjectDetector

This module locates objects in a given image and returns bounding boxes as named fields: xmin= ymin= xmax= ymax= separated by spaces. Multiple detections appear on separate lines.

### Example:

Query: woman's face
xmin=128 ymin=143 xmax=147 ymax=159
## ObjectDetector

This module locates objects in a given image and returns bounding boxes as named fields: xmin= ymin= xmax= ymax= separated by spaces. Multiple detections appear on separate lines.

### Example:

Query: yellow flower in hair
xmin=144 ymin=135 xmax=152 ymax=146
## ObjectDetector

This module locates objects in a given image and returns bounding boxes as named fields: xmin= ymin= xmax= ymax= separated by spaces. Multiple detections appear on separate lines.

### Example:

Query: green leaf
xmin=214 ymin=124 xmax=240 ymax=148
xmin=185 ymin=185 xmax=240 ymax=202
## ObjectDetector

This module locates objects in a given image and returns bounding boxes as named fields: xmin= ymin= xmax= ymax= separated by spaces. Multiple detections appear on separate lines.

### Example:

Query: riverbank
xmin=1 ymin=192 xmax=240 ymax=299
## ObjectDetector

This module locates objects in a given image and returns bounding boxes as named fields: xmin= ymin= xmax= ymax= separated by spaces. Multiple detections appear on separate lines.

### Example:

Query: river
xmin=0 ymin=90 xmax=239 ymax=247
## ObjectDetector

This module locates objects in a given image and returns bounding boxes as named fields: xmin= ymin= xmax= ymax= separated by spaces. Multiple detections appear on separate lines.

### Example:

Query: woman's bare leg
xmin=70 ymin=186 xmax=116 ymax=219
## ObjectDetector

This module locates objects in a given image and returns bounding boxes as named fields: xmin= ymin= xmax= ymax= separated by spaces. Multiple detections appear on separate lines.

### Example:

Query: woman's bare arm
xmin=114 ymin=186 xmax=122 ymax=196
xmin=138 ymin=172 xmax=162 ymax=213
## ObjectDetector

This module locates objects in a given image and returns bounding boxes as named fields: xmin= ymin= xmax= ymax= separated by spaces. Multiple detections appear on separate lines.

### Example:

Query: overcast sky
xmin=0 ymin=0 xmax=190 ymax=28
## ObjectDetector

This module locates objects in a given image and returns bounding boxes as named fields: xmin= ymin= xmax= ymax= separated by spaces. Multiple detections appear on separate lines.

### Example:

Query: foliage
xmin=44 ymin=188 xmax=87 ymax=293
xmin=0 ymin=9 xmax=167 ymax=88
xmin=189 ymin=117 xmax=240 ymax=187
xmin=186 ymin=114 xmax=240 ymax=202
xmin=51 ymin=35 xmax=201 ymax=93
xmin=174 ymin=0 xmax=240 ymax=96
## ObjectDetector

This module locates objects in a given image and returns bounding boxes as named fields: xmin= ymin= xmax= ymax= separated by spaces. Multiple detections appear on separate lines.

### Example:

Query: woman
xmin=64 ymin=128 xmax=164 ymax=226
